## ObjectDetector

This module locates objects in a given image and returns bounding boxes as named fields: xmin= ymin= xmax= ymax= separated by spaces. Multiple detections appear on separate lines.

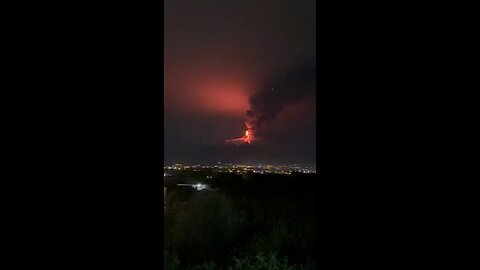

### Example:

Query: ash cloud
xmin=246 ymin=60 xmax=316 ymax=137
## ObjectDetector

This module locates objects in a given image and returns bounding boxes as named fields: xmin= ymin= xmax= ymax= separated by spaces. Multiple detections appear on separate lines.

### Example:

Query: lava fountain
xmin=225 ymin=124 xmax=253 ymax=145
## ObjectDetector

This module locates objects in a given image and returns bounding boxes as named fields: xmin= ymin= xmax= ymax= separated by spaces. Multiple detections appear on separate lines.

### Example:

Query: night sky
xmin=164 ymin=0 xmax=316 ymax=165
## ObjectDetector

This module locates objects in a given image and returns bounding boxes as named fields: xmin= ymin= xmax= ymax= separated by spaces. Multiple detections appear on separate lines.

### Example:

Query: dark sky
xmin=164 ymin=0 xmax=316 ymax=165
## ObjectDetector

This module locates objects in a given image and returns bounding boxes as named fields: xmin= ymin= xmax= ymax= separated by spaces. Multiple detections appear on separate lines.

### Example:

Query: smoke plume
xmin=246 ymin=60 xmax=316 ymax=138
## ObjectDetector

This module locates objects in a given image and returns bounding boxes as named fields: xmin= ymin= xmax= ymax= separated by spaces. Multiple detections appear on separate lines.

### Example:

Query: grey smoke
xmin=246 ymin=60 xmax=316 ymax=136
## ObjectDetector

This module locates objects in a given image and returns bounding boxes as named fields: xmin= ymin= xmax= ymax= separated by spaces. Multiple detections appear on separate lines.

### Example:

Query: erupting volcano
xmin=225 ymin=124 xmax=254 ymax=145
xmin=225 ymin=60 xmax=315 ymax=146
xmin=243 ymin=129 xmax=253 ymax=144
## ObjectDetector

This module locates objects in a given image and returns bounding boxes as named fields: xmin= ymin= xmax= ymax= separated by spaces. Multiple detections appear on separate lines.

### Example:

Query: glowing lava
xmin=225 ymin=124 xmax=254 ymax=145
xmin=243 ymin=129 xmax=252 ymax=144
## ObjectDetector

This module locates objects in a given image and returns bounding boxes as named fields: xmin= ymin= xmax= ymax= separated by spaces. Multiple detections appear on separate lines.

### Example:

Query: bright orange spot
xmin=225 ymin=128 xmax=253 ymax=145
xmin=242 ymin=128 xmax=253 ymax=144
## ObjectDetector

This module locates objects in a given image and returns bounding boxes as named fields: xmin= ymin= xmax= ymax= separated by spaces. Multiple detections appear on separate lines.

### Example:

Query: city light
xmin=164 ymin=163 xmax=316 ymax=175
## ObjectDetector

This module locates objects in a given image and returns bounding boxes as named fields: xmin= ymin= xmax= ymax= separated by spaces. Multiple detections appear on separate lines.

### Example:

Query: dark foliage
xmin=165 ymin=172 xmax=318 ymax=269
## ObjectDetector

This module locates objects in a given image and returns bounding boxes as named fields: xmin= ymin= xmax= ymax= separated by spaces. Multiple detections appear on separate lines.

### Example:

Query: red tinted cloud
xmin=193 ymin=81 xmax=249 ymax=115
xmin=165 ymin=67 xmax=253 ymax=116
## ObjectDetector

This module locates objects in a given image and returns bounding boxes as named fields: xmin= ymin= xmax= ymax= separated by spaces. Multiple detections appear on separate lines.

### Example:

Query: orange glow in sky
xmin=165 ymin=78 xmax=251 ymax=116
